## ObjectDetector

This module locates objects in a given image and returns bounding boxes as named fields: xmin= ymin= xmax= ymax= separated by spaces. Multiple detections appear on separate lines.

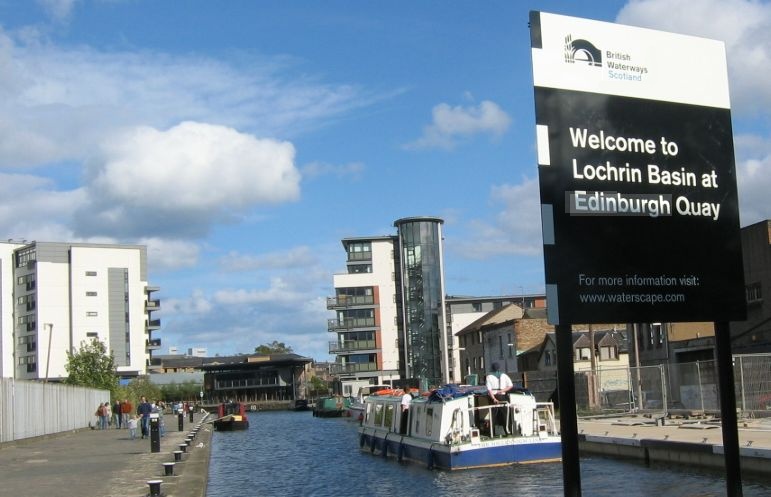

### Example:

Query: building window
xmin=472 ymin=302 xmax=482 ymax=312
xmin=575 ymin=347 xmax=591 ymax=361
xmin=746 ymin=282 xmax=762 ymax=304
xmin=86 ymin=271 xmax=97 ymax=276
xmin=86 ymin=311 xmax=98 ymax=317
xmin=600 ymin=346 xmax=618 ymax=360
xmin=86 ymin=332 xmax=98 ymax=338
xmin=86 ymin=291 xmax=97 ymax=297
xmin=545 ymin=351 xmax=552 ymax=366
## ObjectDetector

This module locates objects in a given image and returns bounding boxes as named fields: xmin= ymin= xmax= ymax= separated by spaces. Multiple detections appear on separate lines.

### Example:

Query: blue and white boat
xmin=357 ymin=385 xmax=561 ymax=470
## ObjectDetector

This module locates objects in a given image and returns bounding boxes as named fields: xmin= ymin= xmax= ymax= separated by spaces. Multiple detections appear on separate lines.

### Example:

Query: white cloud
xmin=737 ymin=152 xmax=771 ymax=225
xmin=93 ymin=121 xmax=300 ymax=209
xmin=69 ymin=121 xmax=301 ymax=238
xmin=452 ymin=177 xmax=543 ymax=259
xmin=222 ymin=246 xmax=317 ymax=272
xmin=405 ymin=100 xmax=511 ymax=150
xmin=142 ymin=238 xmax=201 ymax=271
xmin=617 ymin=0 xmax=771 ymax=115
xmin=0 ymin=27 xmax=371 ymax=169
xmin=163 ymin=289 xmax=213 ymax=316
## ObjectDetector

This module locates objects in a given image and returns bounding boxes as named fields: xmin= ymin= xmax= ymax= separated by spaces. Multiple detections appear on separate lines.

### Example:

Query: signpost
xmin=529 ymin=11 xmax=747 ymax=496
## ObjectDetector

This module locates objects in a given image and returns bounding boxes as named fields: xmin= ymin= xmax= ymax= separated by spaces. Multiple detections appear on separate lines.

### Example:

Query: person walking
xmin=121 ymin=398 xmax=133 ymax=428
xmin=127 ymin=415 xmax=139 ymax=440
xmin=96 ymin=403 xmax=108 ymax=430
xmin=137 ymin=396 xmax=152 ymax=438
xmin=112 ymin=400 xmax=122 ymax=429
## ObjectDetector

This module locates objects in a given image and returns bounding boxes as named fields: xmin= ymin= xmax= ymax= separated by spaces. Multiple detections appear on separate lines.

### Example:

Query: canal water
xmin=206 ymin=411 xmax=771 ymax=497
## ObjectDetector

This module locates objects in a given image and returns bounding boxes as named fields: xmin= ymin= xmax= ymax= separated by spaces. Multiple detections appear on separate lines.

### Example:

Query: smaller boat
xmin=312 ymin=395 xmax=352 ymax=418
xmin=347 ymin=385 xmax=393 ymax=421
xmin=211 ymin=402 xmax=249 ymax=430
xmin=293 ymin=399 xmax=310 ymax=411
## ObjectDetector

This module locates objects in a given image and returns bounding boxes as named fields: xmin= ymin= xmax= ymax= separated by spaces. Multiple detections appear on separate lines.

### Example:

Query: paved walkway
xmin=0 ymin=413 xmax=212 ymax=497
xmin=578 ymin=415 xmax=771 ymax=448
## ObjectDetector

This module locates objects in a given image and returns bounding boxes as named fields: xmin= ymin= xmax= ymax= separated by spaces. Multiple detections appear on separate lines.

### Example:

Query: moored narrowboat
xmin=358 ymin=385 xmax=561 ymax=470
xmin=212 ymin=402 xmax=249 ymax=430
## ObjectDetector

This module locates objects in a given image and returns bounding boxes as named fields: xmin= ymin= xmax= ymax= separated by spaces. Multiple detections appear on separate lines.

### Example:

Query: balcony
xmin=146 ymin=319 xmax=161 ymax=330
xmin=329 ymin=362 xmax=378 ymax=375
xmin=146 ymin=338 xmax=161 ymax=350
xmin=327 ymin=317 xmax=376 ymax=331
xmin=146 ymin=299 xmax=160 ymax=311
xmin=347 ymin=251 xmax=372 ymax=262
xmin=326 ymin=295 xmax=375 ymax=309
xmin=329 ymin=340 xmax=377 ymax=354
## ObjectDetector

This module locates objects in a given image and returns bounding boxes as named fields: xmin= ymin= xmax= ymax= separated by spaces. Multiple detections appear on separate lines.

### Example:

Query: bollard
xmin=149 ymin=416 xmax=161 ymax=453
xmin=163 ymin=462 xmax=175 ymax=476
xmin=189 ymin=409 xmax=194 ymax=423
xmin=173 ymin=450 xmax=183 ymax=462
xmin=185 ymin=438 xmax=192 ymax=446
xmin=147 ymin=480 xmax=163 ymax=497
xmin=178 ymin=443 xmax=187 ymax=453
xmin=178 ymin=412 xmax=184 ymax=431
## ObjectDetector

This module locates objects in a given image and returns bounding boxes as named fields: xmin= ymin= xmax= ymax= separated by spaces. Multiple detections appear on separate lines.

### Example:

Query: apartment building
xmin=328 ymin=217 xmax=448 ymax=394
xmin=0 ymin=241 xmax=159 ymax=380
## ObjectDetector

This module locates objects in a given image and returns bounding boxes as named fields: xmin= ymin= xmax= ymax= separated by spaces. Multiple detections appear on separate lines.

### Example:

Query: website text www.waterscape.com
xmin=579 ymin=291 xmax=686 ymax=305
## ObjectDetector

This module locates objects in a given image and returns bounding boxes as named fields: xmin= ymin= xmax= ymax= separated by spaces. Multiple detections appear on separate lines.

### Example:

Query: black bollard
xmin=178 ymin=443 xmax=187 ymax=453
xmin=189 ymin=409 xmax=194 ymax=423
xmin=147 ymin=480 xmax=163 ymax=497
xmin=163 ymin=462 xmax=175 ymax=476
xmin=173 ymin=450 xmax=183 ymax=462
xmin=178 ymin=412 xmax=184 ymax=431
xmin=149 ymin=416 xmax=160 ymax=453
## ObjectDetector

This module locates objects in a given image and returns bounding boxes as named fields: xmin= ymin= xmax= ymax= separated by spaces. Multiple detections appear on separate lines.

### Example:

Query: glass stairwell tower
xmin=394 ymin=217 xmax=449 ymax=390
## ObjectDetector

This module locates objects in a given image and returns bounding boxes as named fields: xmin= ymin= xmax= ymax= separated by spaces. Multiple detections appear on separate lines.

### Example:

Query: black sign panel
xmin=530 ymin=12 xmax=746 ymax=324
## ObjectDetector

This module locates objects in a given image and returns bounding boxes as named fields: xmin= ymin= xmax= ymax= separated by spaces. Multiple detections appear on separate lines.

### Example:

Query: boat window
xmin=384 ymin=404 xmax=394 ymax=430
xmin=414 ymin=406 xmax=421 ymax=433
xmin=374 ymin=404 xmax=384 ymax=426
xmin=425 ymin=408 xmax=433 ymax=436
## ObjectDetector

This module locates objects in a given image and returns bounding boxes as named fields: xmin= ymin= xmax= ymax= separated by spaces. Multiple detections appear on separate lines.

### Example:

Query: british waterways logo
xmin=564 ymin=35 xmax=602 ymax=67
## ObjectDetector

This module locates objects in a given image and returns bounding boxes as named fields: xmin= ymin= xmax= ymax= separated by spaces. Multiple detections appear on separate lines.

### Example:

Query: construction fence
xmin=0 ymin=378 xmax=109 ymax=443
xmin=585 ymin=353 xmax=771 ymax=416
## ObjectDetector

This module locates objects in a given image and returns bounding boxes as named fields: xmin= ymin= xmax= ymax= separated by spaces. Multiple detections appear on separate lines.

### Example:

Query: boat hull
xmin=358 ymin=429 xmax=561 ymax=470
xmin=213 ymin=419 xmax=249 ymax=431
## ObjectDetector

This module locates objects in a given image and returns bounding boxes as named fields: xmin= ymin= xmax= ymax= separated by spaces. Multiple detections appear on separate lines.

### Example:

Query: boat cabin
xmin=362 ymin=388 xmax=557 ymax=444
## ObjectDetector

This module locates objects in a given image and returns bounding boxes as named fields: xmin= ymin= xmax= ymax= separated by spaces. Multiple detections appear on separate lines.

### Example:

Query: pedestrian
xmin=113 ymin=399 xmax=122 ymax=428
xmin=96 ymin=402 xmax=109 ymax=430
xmin=137 ymin=396 xmax=152 ymax=438
xmin=152 ymin=400 xmax=165 ymax=437
xmin=485 ymin=362 xmax=513 ymax=436
xmin=127 ymin=415 xmax=139 ymax=440
xmin=121 ymin=398 xmax=133 ymax=428
xmin=104 ymin=401 xmax=112 ymax=428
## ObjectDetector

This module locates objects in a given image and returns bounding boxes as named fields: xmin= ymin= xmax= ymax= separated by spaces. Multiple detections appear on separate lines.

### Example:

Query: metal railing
xmin=329 ymin=340 xmax=377 ymax=353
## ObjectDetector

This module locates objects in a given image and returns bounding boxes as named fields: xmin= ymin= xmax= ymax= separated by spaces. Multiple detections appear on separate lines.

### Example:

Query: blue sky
xmin=1 ymin=0 xmax=770 ymax=361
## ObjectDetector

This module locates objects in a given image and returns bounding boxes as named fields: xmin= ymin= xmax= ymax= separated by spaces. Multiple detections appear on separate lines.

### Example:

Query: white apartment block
xmin=329 ymin=236 xmax=401 ymax=395
xmin=0 ymin=241 xmax=160 ymax=380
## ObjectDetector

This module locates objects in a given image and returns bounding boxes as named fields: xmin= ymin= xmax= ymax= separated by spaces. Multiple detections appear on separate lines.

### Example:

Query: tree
xmin=64 ymin=338 xmax=118 ymax=395
xmin=255 ymin=341 xmax=293 ymax=354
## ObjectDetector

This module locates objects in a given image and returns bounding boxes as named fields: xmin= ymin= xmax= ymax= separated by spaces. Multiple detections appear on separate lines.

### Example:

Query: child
xmin=128 ymin=415 xmax=139 ymax=440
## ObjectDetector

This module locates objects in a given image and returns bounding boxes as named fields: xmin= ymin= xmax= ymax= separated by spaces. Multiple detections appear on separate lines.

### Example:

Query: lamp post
xmin=44 ymin=323 xmax=53 ymax=383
